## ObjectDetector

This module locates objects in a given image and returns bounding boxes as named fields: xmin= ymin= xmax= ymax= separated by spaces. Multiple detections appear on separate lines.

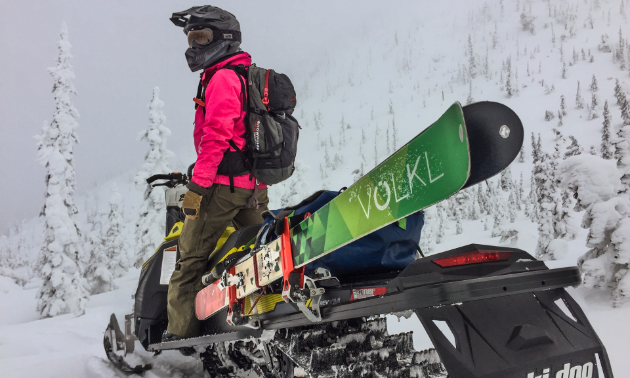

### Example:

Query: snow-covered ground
xmin=2 ymin=0 xmax=630 ymax=376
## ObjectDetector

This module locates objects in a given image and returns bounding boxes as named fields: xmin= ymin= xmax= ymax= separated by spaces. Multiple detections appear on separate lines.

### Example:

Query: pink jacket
xmin=191 ymin=52 xmax=266 ymax=190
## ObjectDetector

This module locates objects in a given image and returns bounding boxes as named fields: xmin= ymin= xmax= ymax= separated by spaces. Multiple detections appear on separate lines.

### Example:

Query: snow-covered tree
xmin=621 ymin=95 xmax=630 ymax=126
xmin=508 ymin=191 xmax=517 ymax=223
xmin=0 ymin=236 xmax=9 ymax=272
xmin=590 ymin=93 xmax=599 ymax=119
xmin=518 ymin=145 xmax=526 ymax=163
xmin=435 ymin=203 xmax=447 ymax=244
xmin=533 ymin=151 xmax=556 ymax=259
xmin=134 ymin=87 xmax=173 ymax=268
xmin=616 ymin=125 xmax=630 ymax=192
xmin=468 ymin=35 xmax=477 ymax=79
xmin=614 ymin=79 xmax=625 ymax=105
xmin=575 ymin=81 xmax=585 ymax=109
xmin=0 ymin=222 xmax=35 ymax=286
xmin=419 ymin=206 xmax=437 ymax=255
xmin=500 ymin=165 xmax=512 ymax=191
xmin=505 ymin=56 xmax=513 ymax=97
xmin=559 ymin=155 xmax=630 ymax=307
xmin=34 ymin=22 xmax=89 ymax=317
xmin=590 ymin=74 xmax=598 ymax=93
xmin=564 ymin=135 xmax=583 ymax=158
xmin=601 ymin=101 xmax=614 ymax=159
xmin=491 ymin=202 xmax=506 ymax=237
xmin=104 ymin=184 xmax=129 ymax=277
xmin=84 ymin=204 xmax=109 ymax=294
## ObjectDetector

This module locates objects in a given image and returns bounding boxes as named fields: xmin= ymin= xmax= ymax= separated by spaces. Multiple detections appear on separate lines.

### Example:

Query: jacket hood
xmin=202 ymin=52 xmax=252 ymax=82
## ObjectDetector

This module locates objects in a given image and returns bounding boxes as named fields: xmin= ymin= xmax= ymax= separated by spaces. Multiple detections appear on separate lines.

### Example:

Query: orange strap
xmin=193 ymin=97 xmax=206 ymax=107
xmin=262 ymin=69 xmax=271 ymax=110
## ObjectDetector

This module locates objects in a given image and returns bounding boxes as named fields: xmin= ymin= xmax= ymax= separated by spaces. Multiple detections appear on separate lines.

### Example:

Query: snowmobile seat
xmin=206 ymin=224 xmax=261 ymax=273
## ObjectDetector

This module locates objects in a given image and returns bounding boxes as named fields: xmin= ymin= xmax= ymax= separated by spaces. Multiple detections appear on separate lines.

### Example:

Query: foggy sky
xmin=0 ymin=1 xmax=462 ymax=233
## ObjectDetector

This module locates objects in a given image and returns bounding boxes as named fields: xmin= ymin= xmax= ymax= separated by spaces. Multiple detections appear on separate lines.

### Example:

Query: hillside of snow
xmin=2 ymin=0 xmax=630 ymax=376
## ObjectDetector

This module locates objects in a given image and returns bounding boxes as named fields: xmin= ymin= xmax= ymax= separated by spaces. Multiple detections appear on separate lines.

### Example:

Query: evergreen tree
xmin=84 ymin=203 xmax=109 ymax=294
xmin=575 ymin=81 xmax=584 ymax=109
xmin=34 ymin=23 xmax=89 ymax=317
xmin=518 ymin=173 xmax=525 ymax=210
xmin=477 ymin=184 xmax=487 ymax=214
xmin=104 ymin=184 xmax=129 ymax=279
xmin=518 ymin=145 xmax=526 ymax=163
xmin=590 ymin=93 xmax=599 ymax=119
xmin=466 ymin=81 xmax=474 ymax=105
xmin=614 ymin=79 xmax=625 ymax=105
xmin=530 ymin=132 xmax=540 ymax=163
xmin=134 ymin=87 xmax=173 ymax=268
xmin=435 ymin=203 xmax=446 ymax=244
xmin=391 ymin=116 xmax=398 ymax=151
xmin=468 ymin=34 xmax=477 ymax=79
xmin=621 ymin=95 xmax=630 ymax=126
xmin=508 ymin=191 xmax=517 ymax=223
xmin=616 ymin=125 xmax=630 ymax=192
xmin=419 ymin=206 xmax=437 ymax=255
xmin=601 ymin=101 xmax=614 ymax=159
xmin=0 ymin=236 xmax=9 ymax=272
xmin=505 ymin=56 xmax=513 ymax=97
xmin=491 ymin=202 xmax=506 ymax=237
xmin=564 ymin=135 xmax=583 ymax=158
xmin=1 ymin=222 xmax=34 ymax=286
xmin=590 ymin=74 xmax=598 ymax=92
xmin=560 ymin=95 xmax=567 ymax=115
xmin=500 ymin=165 xmax=512 ymax=191
xmin=533 ymin=151 xmax=557 ymax=259
xmin=471 ymin=196 xmax=481 ymax=220
xmin=619 ymin=28 xmax=627 ymax=70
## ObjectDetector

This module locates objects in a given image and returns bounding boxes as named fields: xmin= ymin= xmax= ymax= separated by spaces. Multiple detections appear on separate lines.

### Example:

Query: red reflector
xmin=433 ymin=250 xmax=512 ymax=267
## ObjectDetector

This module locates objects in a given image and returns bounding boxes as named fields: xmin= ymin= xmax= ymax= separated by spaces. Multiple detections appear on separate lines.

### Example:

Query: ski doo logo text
xmin=526 ymin=361 xmax=594 ymax=378
xmin=352 ymin=151 xmax=444 ymax=219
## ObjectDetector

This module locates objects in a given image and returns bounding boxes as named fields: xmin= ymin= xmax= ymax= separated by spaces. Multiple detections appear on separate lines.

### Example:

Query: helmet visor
xmin=187 ymin=28 xmax=213 ymax=48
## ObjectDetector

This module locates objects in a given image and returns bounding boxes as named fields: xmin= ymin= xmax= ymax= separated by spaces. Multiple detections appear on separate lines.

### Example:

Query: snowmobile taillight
xmin=432 ymin=250 xmax=512 ymax=267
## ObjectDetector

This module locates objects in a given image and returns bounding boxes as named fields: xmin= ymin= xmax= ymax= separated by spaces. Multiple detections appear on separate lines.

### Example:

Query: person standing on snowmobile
xmin=164 ymin=5 xmax=269 ymax=341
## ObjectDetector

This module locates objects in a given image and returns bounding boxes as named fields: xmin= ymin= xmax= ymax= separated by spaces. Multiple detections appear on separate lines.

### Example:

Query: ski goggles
xmin=187 ymin=28 xmax=213 ymax=47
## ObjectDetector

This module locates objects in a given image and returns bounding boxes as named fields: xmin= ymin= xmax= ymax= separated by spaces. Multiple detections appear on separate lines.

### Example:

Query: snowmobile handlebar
xmin=145 ymin=172 xmax=188 ymax=188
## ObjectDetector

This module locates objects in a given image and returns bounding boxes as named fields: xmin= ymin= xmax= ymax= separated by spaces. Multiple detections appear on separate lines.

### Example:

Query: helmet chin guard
xmin=171 ymin=6 xmax=242 ymax=72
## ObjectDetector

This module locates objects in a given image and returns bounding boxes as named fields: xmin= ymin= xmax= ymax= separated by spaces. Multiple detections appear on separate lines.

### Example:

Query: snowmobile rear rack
xmin=147 ymin=263 xmax=581 ymax=351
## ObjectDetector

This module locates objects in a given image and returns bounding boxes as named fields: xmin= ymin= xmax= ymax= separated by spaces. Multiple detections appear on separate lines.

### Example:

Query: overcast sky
xmin=0 ymin=1 xmax=464 ymax=233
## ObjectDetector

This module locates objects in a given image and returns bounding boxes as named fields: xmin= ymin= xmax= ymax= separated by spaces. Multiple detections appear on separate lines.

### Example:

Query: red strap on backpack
xmin=193 ymin=98 xmax=206 ymax=108
xmin=261 ymin=69 xmax=271 ymax=111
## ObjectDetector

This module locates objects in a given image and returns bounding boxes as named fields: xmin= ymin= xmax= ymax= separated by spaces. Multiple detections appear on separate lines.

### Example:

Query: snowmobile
xmin=105 ymin=168 xmax=614 ymax=378
xmin=105 ymin=102 xmax=614 ymax=377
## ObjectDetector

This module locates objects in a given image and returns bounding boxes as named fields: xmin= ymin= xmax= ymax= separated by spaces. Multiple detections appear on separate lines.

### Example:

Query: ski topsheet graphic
xmin=291 ymin=102 xmax=470 ymax=267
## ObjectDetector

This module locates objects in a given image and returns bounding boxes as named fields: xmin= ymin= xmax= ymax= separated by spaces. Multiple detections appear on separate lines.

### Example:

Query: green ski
xmin=291 ymin=102 xmax=470 ymax=267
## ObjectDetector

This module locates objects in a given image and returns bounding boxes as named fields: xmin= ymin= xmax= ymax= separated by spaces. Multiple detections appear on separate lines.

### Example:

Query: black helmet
xmin=170 ymin=6 xmax=242 ymax=72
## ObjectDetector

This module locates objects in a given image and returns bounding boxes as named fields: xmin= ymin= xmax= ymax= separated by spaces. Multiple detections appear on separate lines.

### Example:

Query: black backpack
xmin=195 ymin=63 xmax=300 ymax=191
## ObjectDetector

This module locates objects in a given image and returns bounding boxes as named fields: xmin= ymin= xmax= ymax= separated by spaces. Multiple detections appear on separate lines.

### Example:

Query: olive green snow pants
xmin=166 ymin=184 xmax=269 ymax=338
